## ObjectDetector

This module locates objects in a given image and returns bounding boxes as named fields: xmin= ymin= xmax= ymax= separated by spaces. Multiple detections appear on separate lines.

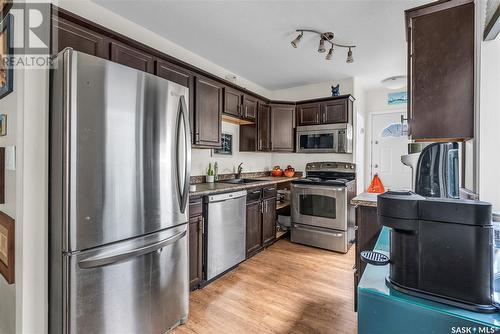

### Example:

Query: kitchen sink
xmin=221 ymin=178 xmax=263 ymax=184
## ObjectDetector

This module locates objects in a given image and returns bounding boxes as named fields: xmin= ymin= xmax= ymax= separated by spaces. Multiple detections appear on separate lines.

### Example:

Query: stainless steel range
xmin=291 ymin=162 xmax=356 ymax=253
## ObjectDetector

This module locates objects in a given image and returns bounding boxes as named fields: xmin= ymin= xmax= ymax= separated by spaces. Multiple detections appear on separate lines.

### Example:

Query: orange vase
xmin=367 ymin=174 xmax=385 ymax=193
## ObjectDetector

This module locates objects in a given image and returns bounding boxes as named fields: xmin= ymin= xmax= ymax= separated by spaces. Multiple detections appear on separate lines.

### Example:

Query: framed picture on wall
xmin=213 ymin=133 xmax=233 ymax=156
xmin=0 ymin=13 xmax=13 ymax=100
xmin=0 ymin=210 xmax=15 ymax=284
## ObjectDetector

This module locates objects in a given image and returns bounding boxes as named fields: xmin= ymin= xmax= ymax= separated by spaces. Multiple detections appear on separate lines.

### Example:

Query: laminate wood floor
xmin=173 ymin=239 xmax=357 ymax=334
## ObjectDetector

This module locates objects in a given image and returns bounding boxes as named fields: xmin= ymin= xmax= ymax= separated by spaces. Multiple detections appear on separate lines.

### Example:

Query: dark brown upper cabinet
xmin=223 ymin=87 xmax=243 ymax=118
xmin=110 ymin=41 xmax=154 ymax=73
xmin=406 ymin=0 xmax=474 ymax=141
xmin=155 ymin=60 xmax=193 ymax=88
xmin=52 ymin=16 xmax=108 ymax=58
xmin=242 ymin=95 xmax=258 ymax=121
xmin=297 ymin=103 xmax=321 ymax=125
xmin=257 ymin=103 xmax=272 ymax=151
xmin=270 ymin=104 xmax=295 ymax=152
xmin=297 ymin=95 xmax=353 ymax=126
xmin=193 ymin=76 xmax=223 ymax=148
xmin=323 ymin=99 xmax=349 ymax=123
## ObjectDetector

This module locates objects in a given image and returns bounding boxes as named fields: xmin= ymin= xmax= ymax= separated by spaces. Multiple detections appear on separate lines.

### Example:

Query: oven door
xmin=291 ymin=184 xmax=347 ymax=230
xmin=296 ymin=130 xmax=339 ymax=153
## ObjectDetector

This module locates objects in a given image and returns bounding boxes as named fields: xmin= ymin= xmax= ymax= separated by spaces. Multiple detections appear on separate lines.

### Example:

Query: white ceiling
xmin=93 ymin=0 xmax=429 ymax=90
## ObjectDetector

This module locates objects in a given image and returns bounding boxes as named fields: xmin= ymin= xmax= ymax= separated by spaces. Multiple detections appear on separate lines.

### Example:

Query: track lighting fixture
xmin=290 ymin=29 xmax=356 ymax=63
xmin=346 ymin=47 xmax=353 ymax=63
xmin=291 ymin=31 xmax=303 ymax=48
xmin=318 ymin=38 xmax=326 ymax=53
xmin=326 ymin=47 xmax=334 ymax=60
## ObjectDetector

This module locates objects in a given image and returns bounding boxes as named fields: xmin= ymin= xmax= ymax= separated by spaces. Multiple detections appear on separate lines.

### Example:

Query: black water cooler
xmin=378 ymin=191 xmax=495 ymax=312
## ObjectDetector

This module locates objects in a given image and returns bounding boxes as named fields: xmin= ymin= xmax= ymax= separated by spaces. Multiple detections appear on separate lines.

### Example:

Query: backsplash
xmin=190 ymin=171 xmax=303 ymax=184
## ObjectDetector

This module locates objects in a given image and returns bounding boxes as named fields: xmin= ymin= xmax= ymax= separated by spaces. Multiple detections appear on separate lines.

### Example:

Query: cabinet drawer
xmin=262 ymin=185 xmax=277 ymax=199
xmin=247 ymin=188 xmax=262 ymax=203
xmin=189 ymin=198 xmax=203 ymax=218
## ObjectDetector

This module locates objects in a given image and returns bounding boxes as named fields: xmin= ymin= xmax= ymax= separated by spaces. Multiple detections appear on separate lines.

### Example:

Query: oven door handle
xmin=292 ymin=184 xmax=346 ymax=192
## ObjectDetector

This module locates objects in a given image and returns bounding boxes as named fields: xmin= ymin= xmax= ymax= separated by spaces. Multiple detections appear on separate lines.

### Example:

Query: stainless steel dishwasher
xmin=204 ymin=190 xmax=247 ymax=281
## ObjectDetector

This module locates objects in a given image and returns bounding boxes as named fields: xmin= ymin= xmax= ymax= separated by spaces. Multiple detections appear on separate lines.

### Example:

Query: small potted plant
xmin=206 ymin=163 xmax=215 ymax=183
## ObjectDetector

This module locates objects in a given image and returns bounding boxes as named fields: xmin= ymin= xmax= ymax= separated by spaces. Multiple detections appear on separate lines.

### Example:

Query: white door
xmin=371 ymin=112 xmax=411 ymax=191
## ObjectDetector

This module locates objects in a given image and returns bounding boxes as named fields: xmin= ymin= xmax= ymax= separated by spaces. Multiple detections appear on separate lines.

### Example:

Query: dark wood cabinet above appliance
xmin=297 ymin=95 xmax=353 ymax=126
xmin=52 ymin=16 xmax=109 ymax=58
xmin=406 ymin=0 xmax=474 ymax=141
xmin=110 ymin=41 xmax=155 ymax=74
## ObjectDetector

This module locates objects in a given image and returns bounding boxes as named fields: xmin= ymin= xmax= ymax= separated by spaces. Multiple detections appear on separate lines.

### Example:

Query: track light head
xmin=346 ymin=48 xmax=353 ymax=63
xmin=326 ymin=47 xmax=334 ymax=60
xmin=291 ymin=32 xmax=303 ymax=48
xmin=318 ymin=38 xmax=326 ymax=53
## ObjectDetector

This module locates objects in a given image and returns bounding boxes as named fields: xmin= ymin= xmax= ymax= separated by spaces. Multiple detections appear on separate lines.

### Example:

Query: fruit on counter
xmin=284 ymin=165 xmax=295 ymax=177
xmin=272 ymin=165 xmax=283 ymax=177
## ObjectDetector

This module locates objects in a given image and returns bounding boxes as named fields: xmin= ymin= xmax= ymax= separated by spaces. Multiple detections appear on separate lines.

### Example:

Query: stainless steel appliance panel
xmin=206 ymin=191 xmax=247 ymax=281
xmin=291 ymin=184 xmax=347 ymax=230
xmin=57 ymin=50 xmax=190 ymax=252
xmin=291 ymin=223 xmax=350 ymax=253
xmin=66 ymin=225 xmax=188 ymax=334
xmin=296 ymin=123 xmax=353 ymax=153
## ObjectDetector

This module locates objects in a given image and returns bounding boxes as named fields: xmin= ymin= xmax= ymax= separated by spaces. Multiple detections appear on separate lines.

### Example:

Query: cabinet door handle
xmin=245 ymin=105 xmax=248 ymax=118
xmin=259 ymin=139 xmax=263 ymax=150
xmin=323 ymin=112 xmax=326 ymax=123
xmin=261 ymin=203 xmax=264 ymax=213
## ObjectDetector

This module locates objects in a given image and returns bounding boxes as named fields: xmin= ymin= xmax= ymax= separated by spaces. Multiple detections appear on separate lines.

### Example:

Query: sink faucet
xmin=236 ymin=163 xmax=243 ymax=179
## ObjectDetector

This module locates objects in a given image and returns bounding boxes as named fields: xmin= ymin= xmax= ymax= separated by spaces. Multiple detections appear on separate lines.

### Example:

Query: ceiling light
xmin=318 ymin=38 xmax=326 ymax=53
xmin=381 ymin=76 xmax=407 ymax=89
xmin=291 ymin=32 xmax=303 ymax=48
xmin=326 ymin=47 xmax=334 ymax=60
xmin=346 ymin=48 xmax=353 ymax=63
xmin=290 ymin=29 xmax=355 ymax=64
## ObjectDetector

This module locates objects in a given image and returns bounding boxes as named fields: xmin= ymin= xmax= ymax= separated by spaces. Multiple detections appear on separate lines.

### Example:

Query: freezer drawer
xmin=291 ymin=223 xmax=351 ymax=253
xmin=57 ymin=225 xmax=188 ymax=334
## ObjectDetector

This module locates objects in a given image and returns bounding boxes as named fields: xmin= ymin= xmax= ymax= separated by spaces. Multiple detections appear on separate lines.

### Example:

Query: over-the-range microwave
xmin=296 ymin=123 xmax=353 ymax=153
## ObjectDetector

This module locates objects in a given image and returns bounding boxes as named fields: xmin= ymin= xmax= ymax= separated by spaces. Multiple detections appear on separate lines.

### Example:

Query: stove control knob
xmin=350 ymin=165 xmax=355 ymax=169
xmin=344 ymin=165 xmax=349 ymax=169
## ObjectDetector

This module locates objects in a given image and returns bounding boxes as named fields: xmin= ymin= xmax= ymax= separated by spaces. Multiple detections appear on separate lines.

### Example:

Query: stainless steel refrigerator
xmin=49 ymin=48 xmax=191 ymax=334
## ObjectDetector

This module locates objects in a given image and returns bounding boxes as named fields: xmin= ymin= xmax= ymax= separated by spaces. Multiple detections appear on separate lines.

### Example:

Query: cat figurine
xmin=331 ymin=84 xmax=340 ymax=97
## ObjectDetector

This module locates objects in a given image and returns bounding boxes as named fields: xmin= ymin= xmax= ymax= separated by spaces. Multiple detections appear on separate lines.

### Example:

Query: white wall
xmin=270 ymin=78 xmax=354 ymax=101
xmin=479 ymin=36 xmax=500 ymax=210
xmin=0 ymin=66 xmax=21 ymax=334
xmin=191 ymin=122 xmax=272 ymax=176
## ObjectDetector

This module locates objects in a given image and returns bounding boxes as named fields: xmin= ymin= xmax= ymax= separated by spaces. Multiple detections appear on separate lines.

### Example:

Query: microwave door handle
xmin=176 ymin=95 xmax=191 ymax=214
xmin=78 ymin=230 xmax=187 ymax=269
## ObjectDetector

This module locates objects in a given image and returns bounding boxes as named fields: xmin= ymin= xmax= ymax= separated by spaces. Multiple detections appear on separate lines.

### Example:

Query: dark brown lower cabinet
xmin=246 ymin=187 xmax=277 ymax=258
xmin=189 ymin=198 xmax=203 ymax=291
xmin=189 ymin=215 xmax=203 ymax=291
xmin=246 ymin=201 xmax=263 ymax=258
xmin=353 ymin=205 xmax=382 ymax=311
xmin=262 ymin=198 xmax=276 ymax=245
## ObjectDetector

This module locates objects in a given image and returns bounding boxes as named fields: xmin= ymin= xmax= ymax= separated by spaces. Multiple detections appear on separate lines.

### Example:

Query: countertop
xmin=351 ymin=192 xmax=379 ymax=207
xmin=189 ymin=176 xmax=302 ymax=197
xmin=357 ymin=227 xmax=500 ymax=332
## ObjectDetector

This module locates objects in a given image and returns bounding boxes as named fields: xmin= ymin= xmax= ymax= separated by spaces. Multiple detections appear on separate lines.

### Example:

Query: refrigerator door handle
xmin=78 ymin=230 xmax=187 ymax=269
xmin=176 ymin=95 xmax=191 ymax=214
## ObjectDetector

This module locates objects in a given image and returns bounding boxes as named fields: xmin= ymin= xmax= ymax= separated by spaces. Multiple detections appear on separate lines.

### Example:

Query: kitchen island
xmin=358 ymin=227 xmax=500 ymax=333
